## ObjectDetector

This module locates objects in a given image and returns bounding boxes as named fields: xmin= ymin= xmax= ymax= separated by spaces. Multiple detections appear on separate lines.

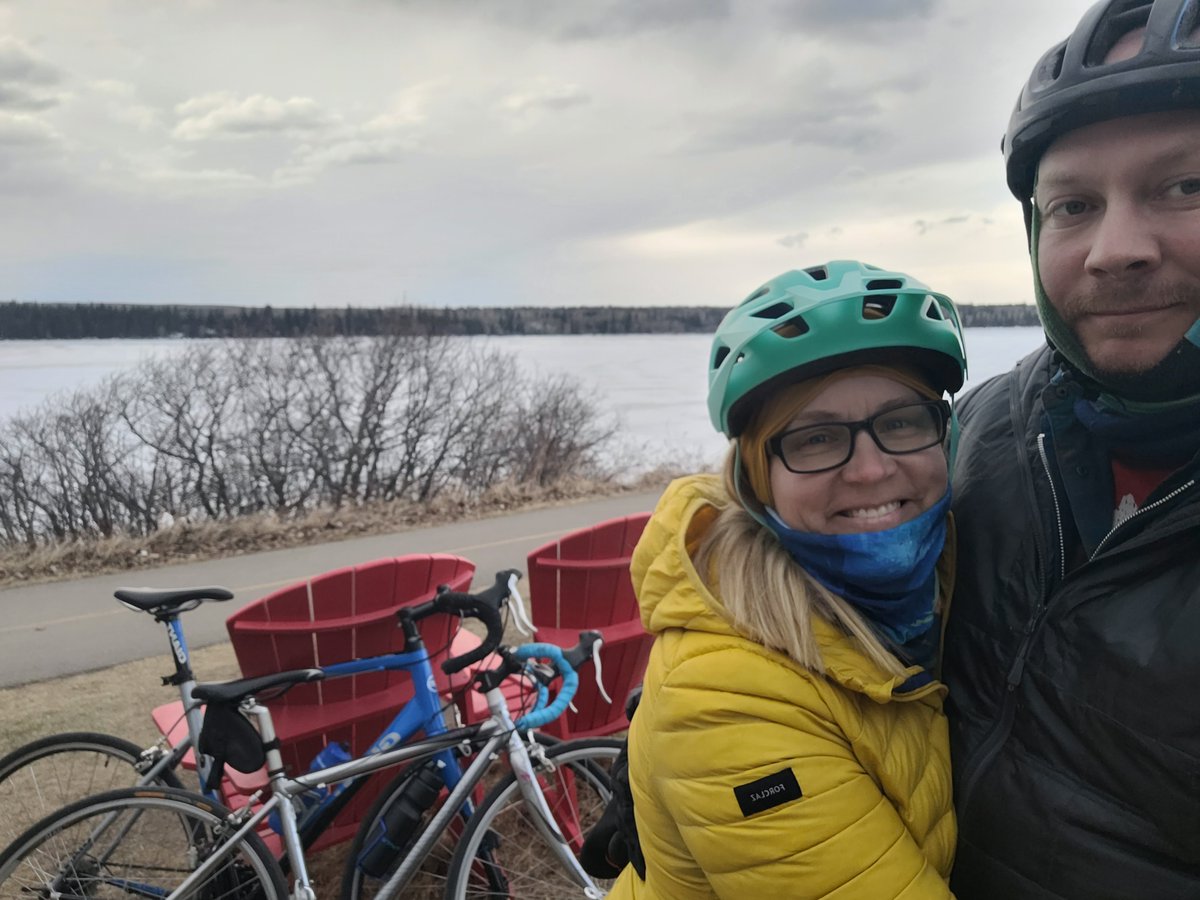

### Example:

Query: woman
xmin=610 ymin=260 xmax=965 ymax=898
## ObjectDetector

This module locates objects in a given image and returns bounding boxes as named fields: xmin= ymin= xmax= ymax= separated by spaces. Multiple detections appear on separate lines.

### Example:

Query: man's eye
xmin=1047 ymin=199 xmax=1089 ymax=218
xmin=1167 ymin=177 xmax=1200 ymax=197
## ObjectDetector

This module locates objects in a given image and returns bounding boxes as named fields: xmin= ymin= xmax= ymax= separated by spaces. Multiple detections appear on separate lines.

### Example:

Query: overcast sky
xmin=0 ymin=0 xmax=1098 ymax=309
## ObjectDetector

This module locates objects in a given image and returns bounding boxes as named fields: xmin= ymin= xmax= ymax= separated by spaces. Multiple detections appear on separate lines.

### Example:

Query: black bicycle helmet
xmin=1004 ymin=0 xmax=1200 ymax=224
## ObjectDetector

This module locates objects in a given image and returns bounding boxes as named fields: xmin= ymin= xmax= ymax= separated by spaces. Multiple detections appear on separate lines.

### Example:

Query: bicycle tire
xmin=444 ymin=738 xmax=623 ymax=900
xmin=0 ymin=785 xmax=287 ymax=900
xmin=0 ymin=731 xmax=183 ymax=853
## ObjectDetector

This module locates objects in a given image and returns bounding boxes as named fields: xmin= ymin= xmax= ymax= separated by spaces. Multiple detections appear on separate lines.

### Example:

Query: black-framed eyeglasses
xmin=768 ymin=399 xmax=951 ymax=475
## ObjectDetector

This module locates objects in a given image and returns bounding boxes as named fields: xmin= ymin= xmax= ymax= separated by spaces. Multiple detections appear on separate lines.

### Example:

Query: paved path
xmin=0 ymin=491 xmax=662 ymax=688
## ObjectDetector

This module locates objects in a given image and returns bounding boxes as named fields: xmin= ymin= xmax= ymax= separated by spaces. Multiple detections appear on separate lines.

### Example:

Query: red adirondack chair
xmin=151 ymin=553 xmax=475 ymax=853
xmin=523 ymin=512 xmax=653 ymax=739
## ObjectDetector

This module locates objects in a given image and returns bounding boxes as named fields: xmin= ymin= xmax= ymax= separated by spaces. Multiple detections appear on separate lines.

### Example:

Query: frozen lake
xmin=0 ymin=329 xmax=1046 ymax=469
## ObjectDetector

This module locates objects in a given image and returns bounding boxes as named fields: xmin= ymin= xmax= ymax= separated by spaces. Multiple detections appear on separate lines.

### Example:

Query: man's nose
xmin=1083 ymin=199 xmax=1161 ymax=278
xmin=840 ymin=430 xmax=895 ymax=482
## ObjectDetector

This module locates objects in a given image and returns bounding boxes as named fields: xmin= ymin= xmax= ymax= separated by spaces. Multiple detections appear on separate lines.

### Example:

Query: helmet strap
xmin=731 ymin=443 xmax=772 ymax=529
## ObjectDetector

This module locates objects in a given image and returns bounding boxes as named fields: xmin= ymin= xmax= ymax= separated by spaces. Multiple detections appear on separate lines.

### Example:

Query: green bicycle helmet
xmin=708 ymin=260 xmax=967 ymax=437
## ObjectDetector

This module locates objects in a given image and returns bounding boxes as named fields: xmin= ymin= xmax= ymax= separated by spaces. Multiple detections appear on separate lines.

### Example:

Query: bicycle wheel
xmin=445 ymin=738 xmax=622 ymax=900
xmin=0 ymin=731 xmax=183 ymax=852
xmin=0 ymin=786 xmax=286 ymax=900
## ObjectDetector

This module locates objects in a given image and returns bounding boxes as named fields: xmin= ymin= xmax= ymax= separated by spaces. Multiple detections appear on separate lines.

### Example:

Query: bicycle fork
xmin=505 ymin=731 xmax=606 ymax=899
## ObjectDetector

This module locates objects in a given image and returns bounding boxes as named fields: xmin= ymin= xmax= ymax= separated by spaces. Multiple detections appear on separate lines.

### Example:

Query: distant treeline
xmin=0 ymin=300 xmax=1039 ymax=340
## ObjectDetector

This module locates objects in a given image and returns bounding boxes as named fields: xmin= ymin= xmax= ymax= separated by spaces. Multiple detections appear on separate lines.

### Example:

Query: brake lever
xmin=506 ymin=574 xmax=536 ymax=636
xmin=592 ymin=639 xmax=612 ymax=704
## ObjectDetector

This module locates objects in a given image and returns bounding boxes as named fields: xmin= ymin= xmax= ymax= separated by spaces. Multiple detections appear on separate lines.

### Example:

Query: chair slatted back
xmin=224 ymin=553 xmax=475 ymax=850
xmin=525 ymin=512 xmax=652 ymax=738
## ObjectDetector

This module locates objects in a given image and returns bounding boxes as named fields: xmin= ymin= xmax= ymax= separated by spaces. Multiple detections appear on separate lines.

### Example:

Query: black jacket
xmin=944 ymin=345 xmax=1200 ymax=899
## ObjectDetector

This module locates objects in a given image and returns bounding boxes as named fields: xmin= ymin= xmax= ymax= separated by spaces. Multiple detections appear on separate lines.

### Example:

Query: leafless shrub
xmin=0 ymin=336 xmax=616 ymax=547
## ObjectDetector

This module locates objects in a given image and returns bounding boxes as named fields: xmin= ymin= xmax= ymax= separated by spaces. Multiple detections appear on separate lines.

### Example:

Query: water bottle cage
xmin=356 ymin=760 xmax=446 ymax=879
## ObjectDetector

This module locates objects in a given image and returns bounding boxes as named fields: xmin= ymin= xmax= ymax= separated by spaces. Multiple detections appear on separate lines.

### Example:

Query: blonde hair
xmin=695 ymin=365 xmax=947 ymax=679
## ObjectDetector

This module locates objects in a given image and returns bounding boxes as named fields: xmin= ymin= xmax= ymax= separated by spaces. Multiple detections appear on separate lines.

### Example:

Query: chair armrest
xmin=530 ymin=556 xmax=632 ymax=572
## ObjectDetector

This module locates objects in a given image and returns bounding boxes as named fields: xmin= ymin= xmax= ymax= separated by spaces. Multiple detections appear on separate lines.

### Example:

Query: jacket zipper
xmin=957 ymin=433 xmax=1063 ymax=813
xmin=1091 ymin=480 xmax=1196 ymax=559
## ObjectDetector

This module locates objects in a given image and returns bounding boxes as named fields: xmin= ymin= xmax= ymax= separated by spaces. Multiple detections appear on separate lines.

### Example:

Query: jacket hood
xmin=633 ymin=474 xmax=949 ymax=704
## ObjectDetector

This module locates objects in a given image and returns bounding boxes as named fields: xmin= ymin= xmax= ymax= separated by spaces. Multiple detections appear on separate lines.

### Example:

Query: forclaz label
xmin=733 ymin=768 xmax=803 ymax=817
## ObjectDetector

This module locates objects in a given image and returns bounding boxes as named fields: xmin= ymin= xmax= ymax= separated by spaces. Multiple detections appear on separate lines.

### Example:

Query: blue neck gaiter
xmin=764 ymin=489 xmax=951 ymax=645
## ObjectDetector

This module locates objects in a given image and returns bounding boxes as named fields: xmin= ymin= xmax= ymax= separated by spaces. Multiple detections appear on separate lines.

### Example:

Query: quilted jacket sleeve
xmin=633 ymin=638 xmax=954 ymax=900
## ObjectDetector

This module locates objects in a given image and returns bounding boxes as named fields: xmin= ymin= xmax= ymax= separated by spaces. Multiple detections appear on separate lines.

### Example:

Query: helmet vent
xmin=865 ymin=278 xmax=903 ymax=290
xmin=1086 ymin=3 xmax=1152 ymax=66
xmin=751 ymin=301 xmax=794 ymax=320
xmin=862 ymin=295 xmax=897 ymax=320
xmin=924 ymin=296 xmax=946 ymax=321
xmin=1179 ymin=2 xmax=1200 ymax=47
xmin=1037 ymin=44 xmax=1067 ymax=84
xmin=804 ymin=266 xmax=829 ymax=281
xmin=771 ymin=315 xmax=810 ymax=339
xmin=739 ymin=286 xmax=770 ymax=307
xmin=713 ymin=345 xmax=730 ymax=369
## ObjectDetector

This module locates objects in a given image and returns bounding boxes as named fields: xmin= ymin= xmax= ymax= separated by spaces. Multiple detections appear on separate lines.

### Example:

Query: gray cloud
xmin=682 ymin=99 xmax=884 ymax=154
xmin=498 ymin=82 xmax=590 ymax=116
xmin=0 ymin=84 xmax=58 ymax=111
xmin=384 ymin=0 xmax=731 ymax=40
xmin=774 ymin=0 xmax=938 ymax=32
xmin=0 ymin=114 xmax=58 ymax=148
xmin=276 ymin=137 xmax=407 ymax=184
xmin=173 ymin=92 xmax=336 ymax=141
xmin=0 ymin=38 xmax=61 ymax=85
xmin=913 ymin=214 xmax=981 ymax=235
xmin=0 ymin=113 xmax=63 ymax=190
xmin=0 ymin=0 xmax=1094 ymax=309
xmin=0 ymin=38 xmax=63 ymax=111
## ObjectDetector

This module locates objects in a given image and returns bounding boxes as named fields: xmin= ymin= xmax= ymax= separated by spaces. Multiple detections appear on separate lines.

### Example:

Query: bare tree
xmin=0 ymin=335 xmax=617 ymax=547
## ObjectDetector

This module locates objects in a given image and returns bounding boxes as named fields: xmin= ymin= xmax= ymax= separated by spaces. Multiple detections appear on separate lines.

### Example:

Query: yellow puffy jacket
xmin=609 ymin=475 xmax=955 ymax=899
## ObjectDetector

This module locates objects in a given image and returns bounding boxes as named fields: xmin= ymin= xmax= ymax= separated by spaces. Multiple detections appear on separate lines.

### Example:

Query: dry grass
xmin=0 ymin=643 xmax=243 ymax=758
xmin=0 ymin=469 xmax=679 ymax=589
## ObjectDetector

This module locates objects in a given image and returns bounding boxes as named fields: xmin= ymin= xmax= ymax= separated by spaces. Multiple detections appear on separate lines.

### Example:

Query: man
xmin=944 ymin=1 xmax=1200 ymax=897
xmin=584 ymin=1 xmax=1200 ymax=895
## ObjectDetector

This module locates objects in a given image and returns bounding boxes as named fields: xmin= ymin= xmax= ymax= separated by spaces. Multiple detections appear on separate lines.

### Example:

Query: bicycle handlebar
xmin=400 ymin=569 xmax=521 ymax=676
xmin=511 ymin=630 xmax=602 ymax=730
xmin=399 ymin=571 xmax=606 ymax=730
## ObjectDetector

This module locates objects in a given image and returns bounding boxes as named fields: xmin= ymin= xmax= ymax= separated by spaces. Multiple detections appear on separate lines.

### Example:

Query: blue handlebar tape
xmin=512 ymin=643 xmax=579 ymax=730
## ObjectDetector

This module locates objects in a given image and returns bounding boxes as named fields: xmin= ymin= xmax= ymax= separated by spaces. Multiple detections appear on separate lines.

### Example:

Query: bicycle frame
xmin=168 ymin=681 xmax=603 ymax=900
xmin=124 ymin=589 xmax=483 ymax=845
xmin=115 ymin=601 xmax=222 ymax=798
